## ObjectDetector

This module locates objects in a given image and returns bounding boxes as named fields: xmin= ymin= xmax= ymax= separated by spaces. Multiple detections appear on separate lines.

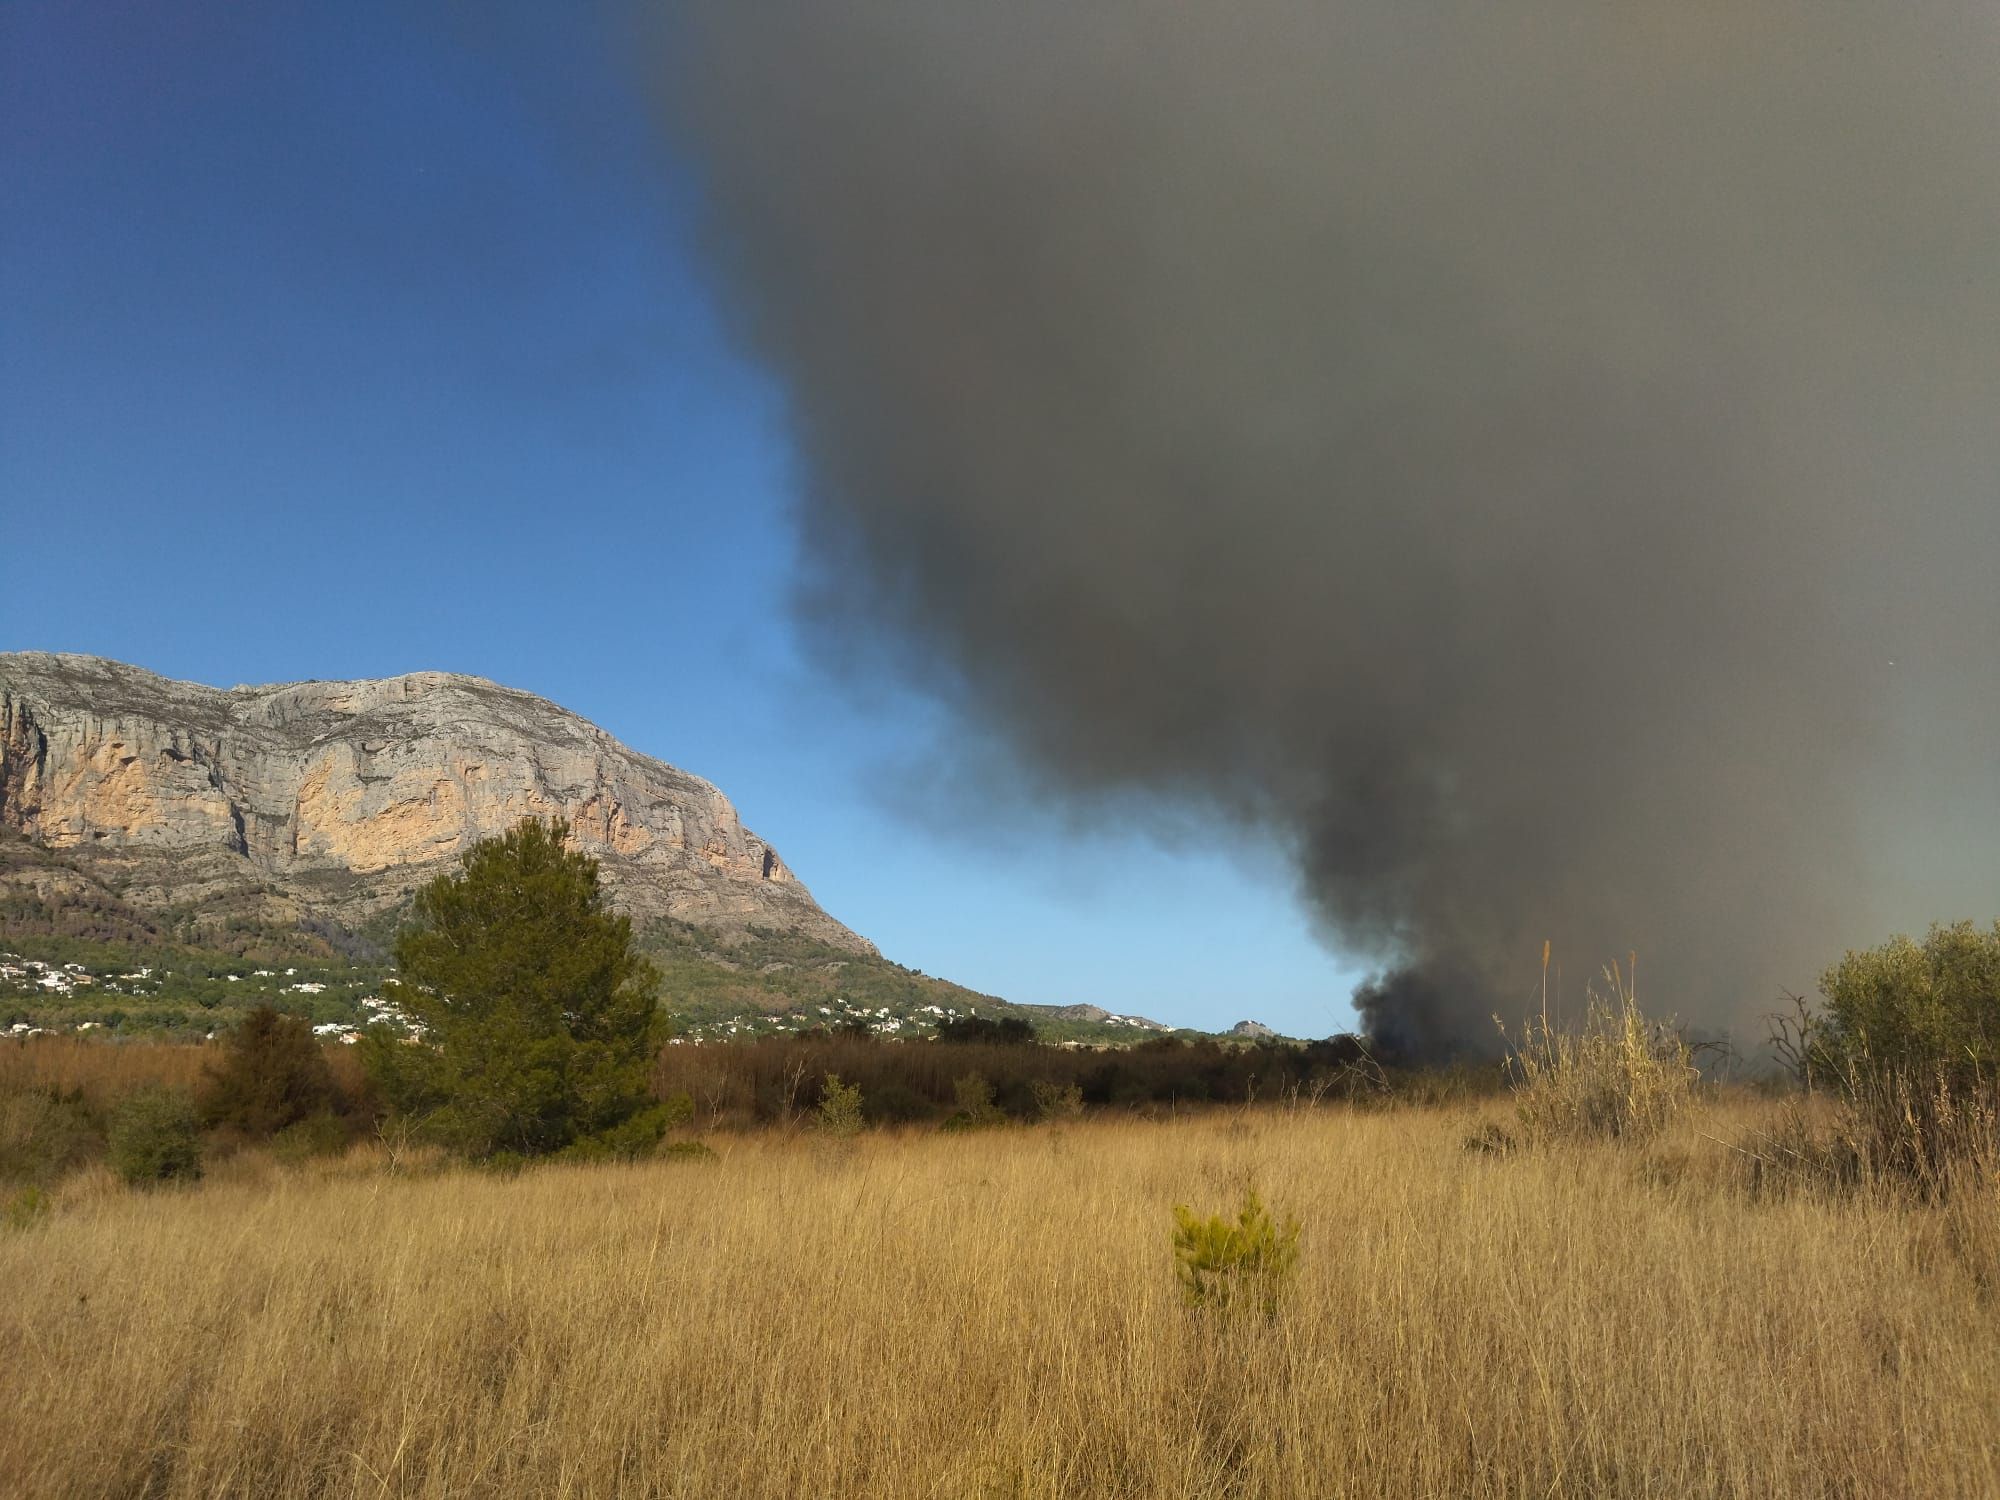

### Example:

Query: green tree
xmin=814 ymin=1073 xmax=865 ymax=1138
xmin=362 ymin=817 xmax=666 ymax=1159
xmin=1811 ymin=921 xmax=2000 ymax=1191
xmin=1820 ymin=920 xmax=2000 ymax=1076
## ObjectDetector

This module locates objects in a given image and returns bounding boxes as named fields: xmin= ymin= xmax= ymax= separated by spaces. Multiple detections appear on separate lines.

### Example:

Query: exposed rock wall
xmin=0 ymin=653 xmax=872 ymax=952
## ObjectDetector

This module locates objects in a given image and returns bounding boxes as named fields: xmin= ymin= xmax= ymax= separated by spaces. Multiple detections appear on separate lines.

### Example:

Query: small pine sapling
xmin=1170 ymin=1190 xmax=1300 ymax=1315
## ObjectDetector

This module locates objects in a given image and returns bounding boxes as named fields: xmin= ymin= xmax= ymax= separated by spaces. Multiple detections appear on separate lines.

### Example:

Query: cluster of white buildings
xmin=689 ymin=996 xmax=988 ymax=1041
xmin=221 ymin=970 xmax=324 ymax=992
xmin=0 ymin=955 xmax=105 ymax=996
xmin=672 ymin=991 xmax=1171 ymax=1046
xmin=3 ymin=951 xmax=107 ymax=1036
xmin=0 ymin=948 xmax=404 ymax=1043
xmin=310 ymin=992 xmax=417 ymax=1045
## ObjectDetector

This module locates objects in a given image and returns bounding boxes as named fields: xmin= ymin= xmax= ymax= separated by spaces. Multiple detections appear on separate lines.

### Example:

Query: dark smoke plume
xmin=659 ymin=4 xmax=2000 ymax=1055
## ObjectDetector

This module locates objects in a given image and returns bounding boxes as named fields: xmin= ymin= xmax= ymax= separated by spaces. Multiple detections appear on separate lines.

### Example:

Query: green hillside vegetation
xmin=642 ymin=920 xmax=1186 ymax=1045
xmin=1 ymin=837 xmax=1207 ymax=1047
xmin=0 ymin=835 xmax=388 ymax=1036
xmin=0 ymin=938 xmax=389 ymax=1039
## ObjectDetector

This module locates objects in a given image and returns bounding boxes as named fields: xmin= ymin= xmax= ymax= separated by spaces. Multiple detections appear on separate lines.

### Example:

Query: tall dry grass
xmin=0 ymin=1034 xmax=211 ymax=1106
xmin=1503 ymin=960 xmax=1699 ymax=1144
xmin=3 ymin=1099 xmax=1998 ymax=1498
xmin=0 ymin=1034 xmax=369 ymax=1111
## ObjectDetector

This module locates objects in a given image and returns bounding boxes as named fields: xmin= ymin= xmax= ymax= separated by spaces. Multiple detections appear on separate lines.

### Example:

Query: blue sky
xmin=1 ymin=2 xmax=1362 ymax=1035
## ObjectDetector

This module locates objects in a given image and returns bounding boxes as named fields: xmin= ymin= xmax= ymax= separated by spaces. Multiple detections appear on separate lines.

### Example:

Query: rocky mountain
xmin=0 ymin=652 xmax=870 ymax=953
xmin=1038 ymin=1001 xmax=1172 ymax=1034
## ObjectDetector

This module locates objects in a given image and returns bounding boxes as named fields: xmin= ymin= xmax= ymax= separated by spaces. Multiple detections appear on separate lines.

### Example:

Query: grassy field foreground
xmin=4 ymin=1101 xmax=1998 ymax=1498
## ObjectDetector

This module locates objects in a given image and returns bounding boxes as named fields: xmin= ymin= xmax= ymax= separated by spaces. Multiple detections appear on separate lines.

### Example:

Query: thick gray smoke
xmin=660 ymin=4 xmax=2000 ymax=1056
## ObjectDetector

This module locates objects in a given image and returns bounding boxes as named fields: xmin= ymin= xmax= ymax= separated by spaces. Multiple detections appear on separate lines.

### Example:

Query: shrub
xmin=861 ymin=1080 xmax=933 ymax=1126
xmin=651 ymin=1029 xmax=1430 ymax=1128
xmin=270 ymin=1113 xmax=352 ymax=1164
xmin=0 ymin=1087 xmax=101 ymax=1185
xmin=1031 ymin=1078 xmax=1084 ymax=1123
xmin=935 ymin=1015 xmax=1037 ymax=1045
xmin=1170 ymin=1190 xmax=1300 ymax=1315
xmin=815 ymin=1074 xmax=865 ymax=1138
xmin=199 ymin=1005 xmax=342 ymax=1138
xmin=107 ymin=1087 xmax=203 ymax=1186
xmin=3 ymin=1184 xmax=49 ymax=1230
xmin=1504 ymin=962 xmax=1695 ymax=1143
xmin=944 ymin=1072 xmax=1005 ymax=1131
xmin=1820 ymin=921 xmax=2000 ymax=1078
xmin=1771 ymin=923 xmax=2000 ymax=1195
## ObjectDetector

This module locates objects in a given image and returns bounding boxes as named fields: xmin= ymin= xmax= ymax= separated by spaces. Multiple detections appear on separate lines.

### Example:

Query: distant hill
xmin=0 ymin=654 xmax=1189 ymax=1045
xmin=0 ymin=651 xmax=865 ymax=948
xmin=640 ymin=922 xmax=1176 ymax=1043
xmin=0 ymin=841 xmax=1178 ymax=1045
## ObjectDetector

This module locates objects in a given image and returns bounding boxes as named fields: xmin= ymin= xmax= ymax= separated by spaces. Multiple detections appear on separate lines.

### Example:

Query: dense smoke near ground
xmin=658 ymin=4 xmax=2000 ymax=1056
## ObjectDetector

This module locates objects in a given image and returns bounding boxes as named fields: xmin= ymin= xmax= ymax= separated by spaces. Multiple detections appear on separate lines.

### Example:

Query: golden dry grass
xmin=0 ymin=1035 xmax=211 ymax=1105
xmin=0 ymin=1033 xmax=369 ymax=1119
xmin=4 ymin=1099 xmax=1998 ymax=1498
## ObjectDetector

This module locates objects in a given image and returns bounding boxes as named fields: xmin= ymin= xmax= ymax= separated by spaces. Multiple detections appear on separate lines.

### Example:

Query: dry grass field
xmin=0 ymin=1034 xmax=212 ymax=1106
xmin=5 ymin=1094 xmax=1999 ymax=1498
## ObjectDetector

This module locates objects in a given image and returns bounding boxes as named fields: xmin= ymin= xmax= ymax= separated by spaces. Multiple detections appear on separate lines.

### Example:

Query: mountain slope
xmin=0 ymin=653 xmax=1208 ymax=1046
xmin=0 ymin=652 xmax=868 ymax=952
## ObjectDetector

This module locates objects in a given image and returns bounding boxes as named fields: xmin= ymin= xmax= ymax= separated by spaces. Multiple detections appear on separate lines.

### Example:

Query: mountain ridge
xmin=0 ymin=651 xmax=869 ymax=952
xmin=0 ymin=652 xmax=1222 ymax=1045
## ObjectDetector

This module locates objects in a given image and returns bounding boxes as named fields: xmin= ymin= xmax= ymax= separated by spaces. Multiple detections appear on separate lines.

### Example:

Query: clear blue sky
xmin=1 ymin=2 xmax=1363 ymax=1036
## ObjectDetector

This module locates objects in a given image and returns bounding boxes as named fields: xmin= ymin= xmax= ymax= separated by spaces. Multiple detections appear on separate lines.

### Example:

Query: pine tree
xmin=363 ymin=817 xmax=666 ymax=1159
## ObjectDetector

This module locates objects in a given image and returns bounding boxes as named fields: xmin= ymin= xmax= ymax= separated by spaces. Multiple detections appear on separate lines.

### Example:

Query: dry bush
xmin=1031 ymin=1078 xmax=1085 ymax=1122
xmin=3 ymin=1103 xmax=1999 ymax=1497
xmin=1856 ymin=1065 xmax=2000 ymax=1194
xmin=1734 ymin=1059 xmax=2000 ymax=1202
xmin=651 ymin=1031 xmax=1437 ymax=1129
xmin=199 ymin=1006 xmax=347 ymax=1139
xmin=1504 ymin=960 xmax=1697 ymax=1144
xmin=0 ymin=1087 xmax=101 ymax=1187
xmin=1748 ymin=922 xmax=2000 ymax=1202
xmin=0 ymin=1034 xmax=209 ymax=1109
xmin=0 ymin=1037 xmax=210 ymax=1188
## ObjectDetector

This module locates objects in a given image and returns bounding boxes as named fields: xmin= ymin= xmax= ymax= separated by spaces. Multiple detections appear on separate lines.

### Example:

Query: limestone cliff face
xmin=0 ymin=652 xmax=872 ymax=952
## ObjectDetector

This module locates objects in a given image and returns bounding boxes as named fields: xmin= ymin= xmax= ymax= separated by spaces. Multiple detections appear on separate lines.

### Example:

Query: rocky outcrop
xmin=1033 ymin=1001 xmax=1171 ymax=1032
xmin=0 ymin=652 xmax=872 ymax=952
